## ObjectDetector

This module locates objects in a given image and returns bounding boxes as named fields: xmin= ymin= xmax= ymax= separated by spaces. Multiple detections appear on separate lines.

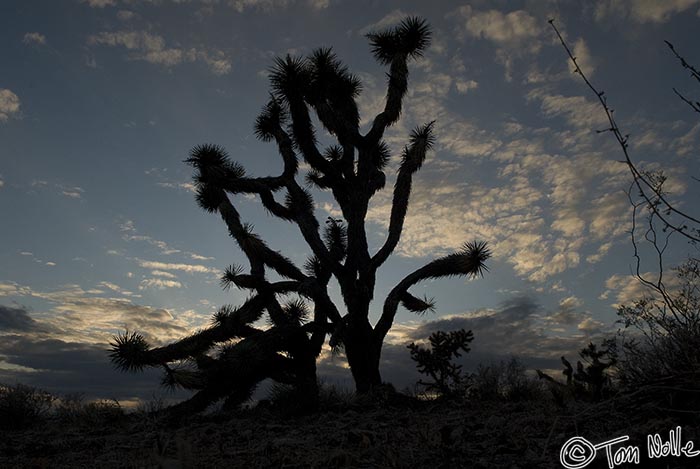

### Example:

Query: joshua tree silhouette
xmin=110 ymin=17 xmax=490 ymax=413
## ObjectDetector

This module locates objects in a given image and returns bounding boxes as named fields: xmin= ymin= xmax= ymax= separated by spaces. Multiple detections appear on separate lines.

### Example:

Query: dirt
xmin=1 ymin=395 xmax=698 ymax=468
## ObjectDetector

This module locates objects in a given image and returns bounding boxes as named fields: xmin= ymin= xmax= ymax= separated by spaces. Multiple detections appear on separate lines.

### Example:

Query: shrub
xmin=408 ymin=329 xmax=474 ymax=397
xmin=615 ymin=258 xmax=700 ymax=387
xmin=469 ymin=357 xmax=545 ymax=402
xmin=0 ymin=382 xmax=55 ymax=430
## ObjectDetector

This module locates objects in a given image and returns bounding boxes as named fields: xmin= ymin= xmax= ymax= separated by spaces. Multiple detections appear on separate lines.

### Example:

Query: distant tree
xmin=408 ymin=329 xmax=474 ymax=397
xmin=110 ymin=17 xmax=490 ymax=413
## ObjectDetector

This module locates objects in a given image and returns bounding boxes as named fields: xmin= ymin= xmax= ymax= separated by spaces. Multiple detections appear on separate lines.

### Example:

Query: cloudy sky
xmin=1 ymin=0 xmax=699 ymax=403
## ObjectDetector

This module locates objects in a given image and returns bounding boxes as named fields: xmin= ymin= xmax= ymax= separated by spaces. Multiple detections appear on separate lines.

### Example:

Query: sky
xmin=1 ymin=0 xmax=699 ymax=405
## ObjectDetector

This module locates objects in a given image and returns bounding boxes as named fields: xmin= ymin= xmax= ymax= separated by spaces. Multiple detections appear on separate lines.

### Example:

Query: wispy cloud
xmin=452 ymin=5 xmax=543 ymax=81
xmin=23 ymin=32 xmax=46 ymax=45
xmin=120 ymin=219 xmax=181 ymax=255
xmin=358 ymin=9 xmax=412 ymax=35
xmin=88 ymin=30 xmax=232 ymax=75
xmin=139 ymin=278 xmax=183 ymax=290
xmin=0 ymin=89 xmax=21 ymax=122
xmin=29 ymin=180 xmax=85 ymax=199
xmin=81 ymin=0 xmax=116 ymax=7
xmin=594 ymin=0 xmax=700 ymax=24
xmin=136 ymin=259 xmax=220 ymax=275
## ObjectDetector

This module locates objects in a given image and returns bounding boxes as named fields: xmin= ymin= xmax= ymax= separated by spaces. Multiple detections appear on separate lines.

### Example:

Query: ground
xmin=1 ymin=387 xmax=698 ymax=468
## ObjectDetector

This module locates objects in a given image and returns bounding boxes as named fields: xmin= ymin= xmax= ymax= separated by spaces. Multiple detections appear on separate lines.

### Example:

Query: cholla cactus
xmin=538 ymin=341 xmax=615 ymax=403
xmin=408 ymin=329 xmax=474 ymax=396
xmin=110 ymin=17 xmax=490 ymax=410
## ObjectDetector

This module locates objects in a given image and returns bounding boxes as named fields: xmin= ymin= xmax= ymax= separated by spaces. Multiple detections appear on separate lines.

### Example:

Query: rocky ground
xmin=1 ymin=388 xmax=698 ymax=468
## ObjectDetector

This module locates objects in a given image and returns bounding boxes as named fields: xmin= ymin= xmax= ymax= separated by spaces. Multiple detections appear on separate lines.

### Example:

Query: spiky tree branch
xmin=376 ymin=241 xmax=491 ymax=341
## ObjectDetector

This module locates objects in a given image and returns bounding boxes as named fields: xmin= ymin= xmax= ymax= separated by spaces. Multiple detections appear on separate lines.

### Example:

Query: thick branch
xmin=218 ymin=193 xmax=305 ymax=281
xmin=374 ymin=241 xmax=490 ymax=341
xmin=371 ymin=122 xmax=435 ymax=270
xmin=109 ymin=295 xmax=269 ymax=370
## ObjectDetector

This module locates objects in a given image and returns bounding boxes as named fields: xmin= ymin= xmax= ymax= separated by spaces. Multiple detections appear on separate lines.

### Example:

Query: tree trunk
xmin=344 ymin=319 xmax=382 ymax=393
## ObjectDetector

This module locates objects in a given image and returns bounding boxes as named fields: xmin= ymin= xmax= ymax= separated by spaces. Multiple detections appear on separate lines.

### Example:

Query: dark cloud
xmin=0 ymin=296 xmax=193 ymax=402
xmin=0 ymin=304 xmax=45 ymax=332
xmin=0 ymin=334 xmax=188 ymax=402
xmin=0 ymin=295 xmax=607 ymax=402
xmin=319 ymin=296 xmax=605 ymax=391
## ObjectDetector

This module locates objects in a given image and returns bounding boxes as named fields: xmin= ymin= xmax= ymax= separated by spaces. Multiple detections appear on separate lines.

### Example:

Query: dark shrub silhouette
xmin=109 ymin=16 xmax=490 ymax=413
xmin=408 ymin=329 xmax=473 ymax=397
xmin=615 ymin=258 xmax=700 ymax=386
xmin=0 ymin=383 xmax=54 ymax=430
xmin=537 ymin=340 xmax=616 ymax=402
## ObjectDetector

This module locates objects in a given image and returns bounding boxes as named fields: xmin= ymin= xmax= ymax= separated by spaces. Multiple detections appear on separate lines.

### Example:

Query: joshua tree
xmin=110 ymin=17 xmax=490 ymax=411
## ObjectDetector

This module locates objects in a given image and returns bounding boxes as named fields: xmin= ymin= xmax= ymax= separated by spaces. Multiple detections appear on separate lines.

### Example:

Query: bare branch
xmin=549 ymin=19 xmax=700 ymax=250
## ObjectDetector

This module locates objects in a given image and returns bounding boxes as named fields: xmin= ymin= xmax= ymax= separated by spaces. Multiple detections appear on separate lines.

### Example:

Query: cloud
xmin=453 ymin=5 xmax=542 ymax=80
xmin=0 ymin=89 xmax=21 ymax=122
xmin=150 ymin=270 xmax=177 ymax=278
xmin=357 ymin=142 xmax=629 ymax=283
xmin=547 ymin=296 xmax=584 ymax=326
xmin=570 ymin=38 xmax=595 ymax=77
xmin=594 ymin=0 xmax=700 ymax=23
xmin=139 ymin=278 xmax=183 ymax=290
xmin=60 ymin=185 xmax=84 ymax=199
xmin=358 ymin=9 xmax=411 ymax=35
xmin=156 ymin=181 xmax=197 ymax=192
xmin=88 ymin=30 xmax=231 ymax=75
xmin=673 ymin=122 xmax=700 ymax=157
xmin=96 ymin=281 xmax=137 ymax=297
xmin=189 ymin=253 xmax=215 ymax=261
xmin=120 ymin=219 xmax=182 ymax=255
xmin=136 ymin=259 xmax=220 ymax=275
xmin=0 ymin=284 xmax=207 ymax=402
xmin=455 ymin=79 xmax=478 ymax=94
xmin=319 ymin=296 xmax=610 ymax=390
xmin=599 ymin=273 xmax=657 ymax=308
xmin=526 ymin=88 xmax=608 ymax=130
xmin=0 ymin=305 xmax=44 ymax=332
xmin=82 ymin=0 xmax=117 ymax=6
xmin=0 ymin=334 xmax=186 ymax=401
xmin=229 ymin=0 xmax=291 ymax=13
xmin=307 ymin=0 xmax=329 ymax=9
xmin=23 ymin=32 xmax=46 ymax=45
xmin=28 ymin=180 xmax=85 ymax=199
xmin=457 ymin=6 xmax=540 ymax=45
xmin=116 ymin=9 xmax=135 ymax=20
xmin=577 ymin=317 xmax=604 ymax=334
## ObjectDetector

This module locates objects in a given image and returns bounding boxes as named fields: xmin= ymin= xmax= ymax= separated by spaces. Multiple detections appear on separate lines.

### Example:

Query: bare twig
xmin=549 ymin=19 xmax=700 ymax=308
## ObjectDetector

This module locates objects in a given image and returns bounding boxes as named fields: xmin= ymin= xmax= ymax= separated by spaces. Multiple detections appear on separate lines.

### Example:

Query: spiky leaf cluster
xmin=109 ymin=331 xmax=151 ymax=372
xmin=367 ymin=17 xmax=432 ymax=65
